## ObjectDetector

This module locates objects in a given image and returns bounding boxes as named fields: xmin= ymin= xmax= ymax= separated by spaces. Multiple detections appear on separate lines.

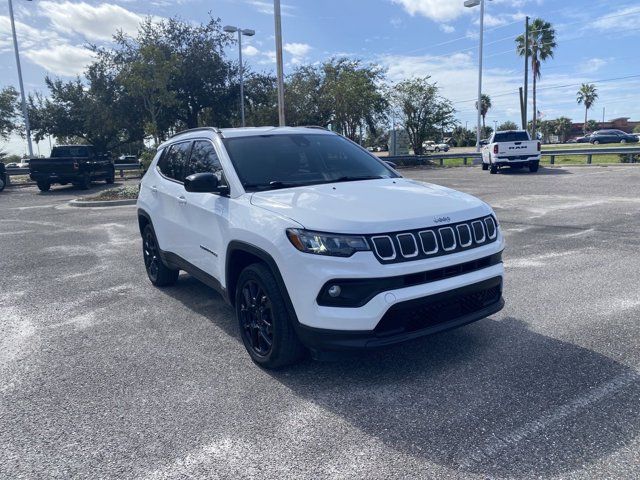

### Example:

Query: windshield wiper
xmin=327 ymin=175 xmax=385 ymax=184
xmin=243 ymin=180 xmax=309 ymax=191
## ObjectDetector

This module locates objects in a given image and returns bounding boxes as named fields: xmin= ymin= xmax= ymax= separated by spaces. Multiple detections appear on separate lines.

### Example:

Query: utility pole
xmin=464 ymin=0 xmax=490 ymax=153
xmin=8 ymin=0 xmax=34 ymax=158
xmin=274 ymin=0 xmax=286 ymax=126
xmin=523 ymin=16 xmax=529 ymax=131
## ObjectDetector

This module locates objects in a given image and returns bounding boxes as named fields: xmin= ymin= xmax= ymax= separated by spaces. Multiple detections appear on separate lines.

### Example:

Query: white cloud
xmin=245 ymin=0 xmax=295 ymax=16
xmin=592 ymin=6 xmax=640 ymax=31
xmin=391 ymin=0 xmax=466 ymax=22
xmin=38 ymin=1 xmax=145 ymax=42
xmin=24 ymin=44 xmax=96 ymax=76
xmin=580 ymin=58 xmax=607 ymax=74
xmin=440 ymin=24 xmax=455 ymax=33
xmin=0 ymin=16 xmax=64 ymax=52
xmin=284 ymin=42 xmax=311 ymax=57
xmin=242 ymin=45 xmax=260 ymax=57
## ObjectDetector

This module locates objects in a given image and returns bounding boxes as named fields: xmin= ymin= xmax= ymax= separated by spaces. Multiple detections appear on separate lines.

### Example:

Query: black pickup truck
xmin=29 ymin=145 xmax=115 ymax=192
xmin=0 ymin=162 xmax=6 ymax=192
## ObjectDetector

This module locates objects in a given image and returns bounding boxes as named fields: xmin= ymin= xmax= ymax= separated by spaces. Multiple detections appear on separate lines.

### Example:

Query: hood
xmin=250 ymin=178 xmax=491 ymax=234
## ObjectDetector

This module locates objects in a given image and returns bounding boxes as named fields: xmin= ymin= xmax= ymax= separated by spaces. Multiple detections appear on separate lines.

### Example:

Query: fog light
xmin=327 ymin=285 xmax=341 ymax=297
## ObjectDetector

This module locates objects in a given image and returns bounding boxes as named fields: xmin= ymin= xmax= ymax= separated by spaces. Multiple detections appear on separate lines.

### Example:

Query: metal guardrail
xmin=4 ymin=163 xmax=143 ymax=186
xmin=389 ymin=146 xmax=640 ymax=167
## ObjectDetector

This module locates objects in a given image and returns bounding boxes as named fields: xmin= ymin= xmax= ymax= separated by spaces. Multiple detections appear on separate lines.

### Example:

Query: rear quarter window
xmin=494 ymin=132 xmax=530 ymax=142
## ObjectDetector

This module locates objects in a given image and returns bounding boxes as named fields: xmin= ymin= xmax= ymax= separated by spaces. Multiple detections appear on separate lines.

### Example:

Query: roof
xmin=161 ymin=126 xmax=333 ymax=148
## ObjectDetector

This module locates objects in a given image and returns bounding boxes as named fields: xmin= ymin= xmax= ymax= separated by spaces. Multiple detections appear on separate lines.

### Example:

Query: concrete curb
xmin=69 ymin=198 xmax=137 ymax=208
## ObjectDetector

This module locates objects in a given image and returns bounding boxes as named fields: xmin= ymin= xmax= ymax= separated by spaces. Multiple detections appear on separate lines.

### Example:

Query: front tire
xmin=236 ymin=263 xmax=305 ymax=369
xmin=142 ymin=224 xmax=179 ymax=287
xmin=77 ymin=174 xmax=91 ymax=190
xmin=621 ymin=139 xmax=627 ymax=144
xmin=593 ymin=140 xmax=600 ymax=145
xmin=0 ymin=175 xmax=5 ymax=192
xmin=106 ymin=168 xmax=115 ymax=184
xmin=37 ymin=181 xmax=51 ymax=192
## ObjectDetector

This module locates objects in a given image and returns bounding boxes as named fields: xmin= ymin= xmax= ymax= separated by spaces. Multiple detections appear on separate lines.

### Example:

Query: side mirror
xmin=385 ymin=161 xmax=398 ymax=170
xmin=479 ymin=140 xmax=488 ymax=146
xmin=184 ymin=172 xmax=229 ymax=195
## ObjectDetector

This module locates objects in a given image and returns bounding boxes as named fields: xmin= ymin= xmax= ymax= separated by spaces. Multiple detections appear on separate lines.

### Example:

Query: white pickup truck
xmin=481 ymin=130 xmax=541 ymax=174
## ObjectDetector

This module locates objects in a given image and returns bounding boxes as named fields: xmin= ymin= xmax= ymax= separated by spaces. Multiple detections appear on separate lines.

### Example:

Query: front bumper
xmin=281 ymin=232 xmax=505 ymax=333
xmin=295 ymin=276 xmax=504 ymax=351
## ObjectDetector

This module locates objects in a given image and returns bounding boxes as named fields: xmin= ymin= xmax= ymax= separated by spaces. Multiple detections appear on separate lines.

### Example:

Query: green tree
xmin=391 ymin=77 xmax=456 ymax=155
xmin=475 ymin=94 xmax=492 ymax=131
xmin=322 ymin=58 xmax=388 ymax=140
xmin=450 ymin=126 xmax=475 ymax=147
xmin=0 ymin=86 xmax=20 ymax=140
xmin=585 ymin=119 xmax=599 ymax=133
xmin=242 ymin=72 xmax=279 ymax=127
xmin=634 ymin=125 xmax=640 ymax=134
xmin=537 ymin=119 xmax=556 ymax=143
xmin=516 ymin=18 xmax=557 ymax=136
xmin=576 ymin=83 xmax=598 ymax=134
xmin=285 ymin=65 xmax=332 ymax=127
xmin=28 ymin=70 xmax=146 ymax=152
xmin=554 ymin=117 xmax=572 ymax=143
xmin=497 ymin=120 xmax=518 ymax=131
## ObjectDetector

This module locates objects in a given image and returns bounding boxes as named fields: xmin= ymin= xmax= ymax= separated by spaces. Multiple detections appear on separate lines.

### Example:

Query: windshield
xmin=51 ymin=146 xmax=90 ymax=158
xmin=222 ymin=133 xmax=398 ymax=191
xmin=494 ymin=131 xmax=530 ymax=142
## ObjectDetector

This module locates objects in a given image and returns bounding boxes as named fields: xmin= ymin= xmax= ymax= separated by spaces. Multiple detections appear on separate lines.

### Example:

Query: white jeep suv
xmin=137 ymin=126 xmax=505 ymax=368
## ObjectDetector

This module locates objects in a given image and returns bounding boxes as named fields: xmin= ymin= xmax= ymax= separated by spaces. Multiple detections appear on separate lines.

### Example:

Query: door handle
xmin=150 ymin=185 xmax=158 ymax=193
xmin=177 ymin=195 xmax=187 ymax=206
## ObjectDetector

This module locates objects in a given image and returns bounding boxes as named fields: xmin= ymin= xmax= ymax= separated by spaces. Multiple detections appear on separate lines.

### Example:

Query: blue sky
xmin=1 ymin=0 xmax=639 ymax=155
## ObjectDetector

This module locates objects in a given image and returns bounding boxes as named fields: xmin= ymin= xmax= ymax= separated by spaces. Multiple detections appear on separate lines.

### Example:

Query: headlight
xmin=286 ymin=229 xmax=370 ymax=257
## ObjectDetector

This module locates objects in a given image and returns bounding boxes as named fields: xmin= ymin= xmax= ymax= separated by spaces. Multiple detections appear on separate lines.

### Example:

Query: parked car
xmin=481 ymin=130 xmax=541 ymax=174
xmin=0 ymin=162 xmax=6 ymax=192
xmin=590 ymin=130 xmax=639 ymax=145
xmin=5 ymin=162 xmax=18 ymax=168
xmin=29 ymin=145 xmax=115 ymax=192
xmin=114 ymin=155 xmax=140 ymax=165
xmin=137 ymin=126 xmax=505 ymax=368
xmin=423 ymin=140 xmax=449 ymax=153
xmin=576 ymin=134 xmax=592 ymax=143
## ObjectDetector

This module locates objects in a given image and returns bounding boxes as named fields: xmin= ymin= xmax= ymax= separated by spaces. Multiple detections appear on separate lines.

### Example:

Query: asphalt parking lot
xmin=2 ymin=165 xmax=640 ymax=479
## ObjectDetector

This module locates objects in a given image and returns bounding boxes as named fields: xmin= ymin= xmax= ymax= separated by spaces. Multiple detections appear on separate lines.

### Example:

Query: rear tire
xmin=106 ymin=168 xmax=115 ymax=184
xmin=529 ymin=161 xmax=539 ymax=173
xmin=490 ymin=164 xmax=498 ymax=174
xmin=481 ymin=163 xmax=488 ymax=171
xmin=621 ymin=139 xmax=627 ymax=144
xmin=37 ymin=181 xmax=51 ymax=192
xmin=593 ymin=140 xmax=600 ymax=145
xmin=236 ymin=263 xmax=306 ymax=369
xmin=142 ymin=224 xmax=179 ymax=287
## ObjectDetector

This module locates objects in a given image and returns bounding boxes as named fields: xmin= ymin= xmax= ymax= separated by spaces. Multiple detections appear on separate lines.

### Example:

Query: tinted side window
xmin=157 ymin=141 xmax=192 ymax=182
xmin=187 ymin=141 xmax=225 ymax=183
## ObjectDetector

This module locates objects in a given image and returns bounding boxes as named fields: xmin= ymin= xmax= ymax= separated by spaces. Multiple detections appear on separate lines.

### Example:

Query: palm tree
xmin=475 ymin=94 xmax=492 ymax=131
xmin=516 ymin=18 xmax=557 ymax=137
xmin=576 ymin=83 xmax=598 ymax=133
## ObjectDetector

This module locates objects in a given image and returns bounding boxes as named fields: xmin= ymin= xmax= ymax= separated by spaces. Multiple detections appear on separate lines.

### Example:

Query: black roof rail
xmin=302 ymin=125 xmax=329 ymax=131
xmin=169 ymin=127 xmax=223 ymax=139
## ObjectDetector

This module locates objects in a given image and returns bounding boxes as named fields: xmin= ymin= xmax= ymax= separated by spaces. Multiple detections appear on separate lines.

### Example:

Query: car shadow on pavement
xmin=36 ymin=181 xmax=128 ymax=195
xmin=157 ymin=279 xmax=640 ymax=478
xmin=264 ymin=316 xmax=640 ymax=478
xmin=497 ymin=166 xmax=572 ymax=175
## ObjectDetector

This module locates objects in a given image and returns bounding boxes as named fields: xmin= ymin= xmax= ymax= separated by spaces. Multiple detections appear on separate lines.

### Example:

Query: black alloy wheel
xmin=142 ymin=224 xmax=179 ymax=286
xmin=143 ymin=228 xmax=160 ymax=283
xmin=239 ymin=279 xmax=274 ymax=357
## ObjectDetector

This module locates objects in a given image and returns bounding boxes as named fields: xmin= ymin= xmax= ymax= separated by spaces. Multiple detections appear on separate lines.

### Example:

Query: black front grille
xmin=368 ymin=215 xmax=498 ymax=264
xmin=374 ymin=277 xmax=502 ymax=335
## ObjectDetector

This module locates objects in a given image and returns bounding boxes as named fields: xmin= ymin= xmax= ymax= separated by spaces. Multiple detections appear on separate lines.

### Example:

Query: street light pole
xmin=464 ymin=0 xmax=490 ymax=153
xmin=224 ymin=25 xmax=255 ymax=128
xmin=274 ymin=0 xmax=286 ymax=126
xmin=8 ymin=0 xmax=33 ymax=157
